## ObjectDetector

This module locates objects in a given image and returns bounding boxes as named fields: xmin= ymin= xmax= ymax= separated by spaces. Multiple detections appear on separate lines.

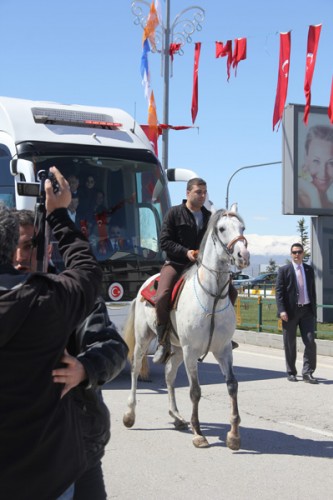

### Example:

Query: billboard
xmin=282 ymin=104 xmax=333 ymax=216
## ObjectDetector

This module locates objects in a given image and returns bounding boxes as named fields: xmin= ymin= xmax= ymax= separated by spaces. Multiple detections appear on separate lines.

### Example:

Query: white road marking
xmin=280 ymin=421 xmax=333 ymax=438
xmin=236 ymin=349 xmax=333 ymax=369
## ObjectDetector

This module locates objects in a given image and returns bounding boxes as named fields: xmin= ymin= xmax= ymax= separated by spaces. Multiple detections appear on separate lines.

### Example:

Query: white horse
xmin=123 ymin=204 xmax=250 ymax=448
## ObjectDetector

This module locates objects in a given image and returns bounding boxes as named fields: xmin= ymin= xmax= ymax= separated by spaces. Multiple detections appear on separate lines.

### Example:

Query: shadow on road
xmin=114 ymin=419 xmax=333 ymax=458
xmin=105 ymin=358 xmax=288 ymax=391
xmin=203 ymin=423 xmax=333 ymax=458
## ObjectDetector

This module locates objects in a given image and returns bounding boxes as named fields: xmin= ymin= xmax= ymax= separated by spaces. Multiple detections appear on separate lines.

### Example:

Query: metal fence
xmin=235 ymin=292 xmax=333 ymax=339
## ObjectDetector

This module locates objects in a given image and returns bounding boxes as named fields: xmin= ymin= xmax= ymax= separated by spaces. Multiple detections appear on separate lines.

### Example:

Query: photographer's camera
xmin=17 ymin=170 xmax=60 ymax=197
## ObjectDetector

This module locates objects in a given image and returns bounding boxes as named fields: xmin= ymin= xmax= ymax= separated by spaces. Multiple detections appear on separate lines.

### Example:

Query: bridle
xmin=195 ymin=219 xmax=248 ymax=362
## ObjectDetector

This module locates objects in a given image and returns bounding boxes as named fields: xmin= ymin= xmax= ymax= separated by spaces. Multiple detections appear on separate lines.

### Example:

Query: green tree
xmin=297 ymin=217 xmax=310 ymax=262
xmin=266 ymin=258 xmax=277 ymax=272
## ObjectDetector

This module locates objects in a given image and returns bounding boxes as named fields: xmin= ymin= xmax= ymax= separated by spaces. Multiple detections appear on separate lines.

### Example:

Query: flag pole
xmin=131 ymin=1 xmax=205 ymax=169
xmin=162 ymin=0 xmax=170 ymax=170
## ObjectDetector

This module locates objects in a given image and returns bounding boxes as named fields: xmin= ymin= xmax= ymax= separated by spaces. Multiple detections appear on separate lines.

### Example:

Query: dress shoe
xmin=287 ymin=374 xmax=298 ymax=382
xmin=303 ymin=373 xmax=319 ymax=384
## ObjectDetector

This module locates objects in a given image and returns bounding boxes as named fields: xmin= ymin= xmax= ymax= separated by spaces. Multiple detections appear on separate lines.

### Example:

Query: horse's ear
xmin=230 ymin=202 xmax=238 ymax=213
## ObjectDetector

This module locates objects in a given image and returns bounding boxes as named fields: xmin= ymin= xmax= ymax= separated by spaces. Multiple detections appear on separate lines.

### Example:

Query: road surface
xmin=102 ymin=343 xmax=333 ymax=500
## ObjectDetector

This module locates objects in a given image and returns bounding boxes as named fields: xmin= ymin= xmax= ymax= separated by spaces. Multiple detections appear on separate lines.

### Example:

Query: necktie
xmin=296 ymin=265 xmax=305 ymax=304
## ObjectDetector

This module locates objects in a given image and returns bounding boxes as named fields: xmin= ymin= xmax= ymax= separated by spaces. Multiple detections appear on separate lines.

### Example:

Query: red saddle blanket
xmin=141 ymin=275 xmax=185 ymax=307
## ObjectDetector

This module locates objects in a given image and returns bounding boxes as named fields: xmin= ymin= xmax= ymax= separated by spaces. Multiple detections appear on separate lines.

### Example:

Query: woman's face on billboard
xmin=305 ymin=137 xmax=333 ymax=192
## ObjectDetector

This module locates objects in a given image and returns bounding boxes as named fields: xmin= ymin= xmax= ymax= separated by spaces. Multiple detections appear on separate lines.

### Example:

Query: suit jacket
xmin=275 ymin=262 xmax=316 ymax=319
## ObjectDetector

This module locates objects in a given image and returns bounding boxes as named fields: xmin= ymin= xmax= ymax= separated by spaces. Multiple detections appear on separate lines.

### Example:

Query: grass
xmin=235 ymin=295 xmax=333 ymax=341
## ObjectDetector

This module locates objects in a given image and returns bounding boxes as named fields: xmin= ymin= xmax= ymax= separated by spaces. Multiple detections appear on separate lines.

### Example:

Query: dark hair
xmin=14 ymin=209 xmax=35 ymax=227
xmin=0 ymin=203 xmax=20 ymax=265
xmin=290 ymin=242 xmax=303 ymax=252
xmin=305 ymin=125 xmax=333 ymax=154
xmin=186 ymin=177 xmax=206 ymax=192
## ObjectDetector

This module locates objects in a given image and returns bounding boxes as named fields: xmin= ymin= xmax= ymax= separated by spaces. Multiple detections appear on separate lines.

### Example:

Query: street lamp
xmin=225 ymin=161 xmax=281 ymax=209
xmin=131 ymin=0 xmax=205 ymax=169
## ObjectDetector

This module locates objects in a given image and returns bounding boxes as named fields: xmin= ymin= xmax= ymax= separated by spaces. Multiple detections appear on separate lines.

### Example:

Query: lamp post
xmin=225 ymin=161 xmax=281 ymax=209
xmin=131 ymin=0 xmax=205 ymax=170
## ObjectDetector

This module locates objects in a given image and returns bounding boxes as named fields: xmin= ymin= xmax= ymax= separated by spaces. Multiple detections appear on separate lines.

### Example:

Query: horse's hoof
xmin=192 ymin=435 xmax=209 ymax=448
xmin=123 ymin=413 xmax=135 ymax=428
xmin=226 ymin=432 xmax=241 ymax=450
xmin=173 ymin=419 xmax=188 ymax=431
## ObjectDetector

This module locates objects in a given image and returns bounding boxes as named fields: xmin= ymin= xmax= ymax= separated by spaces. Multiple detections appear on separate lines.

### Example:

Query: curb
xmin=234 ymin=329 xmax=333 ymax=357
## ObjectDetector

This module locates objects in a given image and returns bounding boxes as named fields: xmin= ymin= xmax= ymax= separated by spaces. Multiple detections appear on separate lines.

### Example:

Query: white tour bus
xmin=0 ymin=96 xmax=201 ymax=333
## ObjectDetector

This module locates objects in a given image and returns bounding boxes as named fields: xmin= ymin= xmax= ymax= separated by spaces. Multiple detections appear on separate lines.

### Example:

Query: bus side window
xmin=139 ymin=206 xmax=158 ymax=252
xmin=0 ymin=145 xmax=15 ymax=207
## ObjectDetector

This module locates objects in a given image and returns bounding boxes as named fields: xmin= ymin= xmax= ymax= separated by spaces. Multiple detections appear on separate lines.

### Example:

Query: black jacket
xmin=275 ymin=262 xmax=317 ymax=319
xmin=159 ymin=201 xmax=211 ymax=269
xmin=68 ymin=297 xmax=128 ymax=470
xmin=0 ymin=208 xmax=102 ymax=500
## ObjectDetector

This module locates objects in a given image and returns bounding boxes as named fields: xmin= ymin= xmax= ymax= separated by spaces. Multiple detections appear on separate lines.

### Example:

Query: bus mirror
xmin=166 ymin=168 xmax=198 ymax=182
xmin=10 ymin=159 xmax=18 ymax=175
xmin=10 ymin=159 xmax=35 ymax=182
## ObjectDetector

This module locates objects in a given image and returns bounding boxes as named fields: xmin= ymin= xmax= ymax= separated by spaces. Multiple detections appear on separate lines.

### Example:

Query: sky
xmin=1 ymin=0 xmax=332 ymax=259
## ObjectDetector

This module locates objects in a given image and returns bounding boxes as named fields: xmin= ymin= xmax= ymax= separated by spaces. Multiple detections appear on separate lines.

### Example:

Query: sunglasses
xmin=291 ymin=250 xmax=303 ymax=255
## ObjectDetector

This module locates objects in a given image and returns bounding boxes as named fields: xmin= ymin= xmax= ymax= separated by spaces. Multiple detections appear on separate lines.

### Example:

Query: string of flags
xmin=140 ymin=2 xmax=333 ymax=153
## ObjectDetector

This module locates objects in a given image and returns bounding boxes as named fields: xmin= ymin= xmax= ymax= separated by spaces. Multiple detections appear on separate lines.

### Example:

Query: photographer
xmin=13 ymin=209 xmax=129 ymax=500
xmin=0 ymin=167 xmax=102 ymax=500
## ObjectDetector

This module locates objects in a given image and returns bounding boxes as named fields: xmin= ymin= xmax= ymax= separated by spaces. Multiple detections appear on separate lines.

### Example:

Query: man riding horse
xmin=153 ymin=177 xmax=238 ymax=364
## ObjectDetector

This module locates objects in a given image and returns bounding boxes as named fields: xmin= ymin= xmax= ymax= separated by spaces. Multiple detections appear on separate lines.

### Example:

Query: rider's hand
xmin=45 ymin=166 xmax=72 ymax=215
xmin=187 ymin=249 xmax=199 ymax=262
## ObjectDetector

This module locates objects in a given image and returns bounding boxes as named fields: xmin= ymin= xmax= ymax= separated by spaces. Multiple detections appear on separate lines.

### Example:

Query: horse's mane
xmin=184 ymin=208 xmax=244 ymax=281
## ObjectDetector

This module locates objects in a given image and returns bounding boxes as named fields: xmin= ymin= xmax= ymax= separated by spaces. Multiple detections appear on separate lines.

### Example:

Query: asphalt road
xmin=102 ymin=344 xmax=333 ymax=500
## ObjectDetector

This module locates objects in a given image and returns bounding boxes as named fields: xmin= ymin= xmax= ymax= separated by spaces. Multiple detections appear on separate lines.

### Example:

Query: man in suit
xmin=275 ymin=242 xmax=318 ymax=384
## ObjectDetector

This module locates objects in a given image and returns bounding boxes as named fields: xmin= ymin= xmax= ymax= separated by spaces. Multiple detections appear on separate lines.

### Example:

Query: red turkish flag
xmin=232 ymin=38 xmax=247 ymax=75
xmin=328 ymin=77 xmax=333 ymax=124
xmin=273 ymin=32 xmax=291 ymax=131
xmin=169 ymin=43 xmax=181 ymax=61
xmin=303 ymin=24 xmax=322 ymax=125
xmin=191 ymin=42 xmax=201 ymax=124
xmin=216 ymin=40 xmax=233 ymax=81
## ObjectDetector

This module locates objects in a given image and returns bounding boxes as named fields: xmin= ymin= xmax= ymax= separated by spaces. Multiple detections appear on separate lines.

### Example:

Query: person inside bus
xmin=153 ymin=177 xmax=238 ymax=364
xmin=68 ymin=174 xmax=81 ymax=197
xmin=13 ymin=208 xmax=129 ymax=500
xmin=99 ymin=222 xmax=133 ymax=256
xmin=80 ymin=175 xmax=98 ymax=219
xmin=93 ymin=189 xmax=107 ymax=216
xmin=67 ymin=193 xmax=81 ymax=226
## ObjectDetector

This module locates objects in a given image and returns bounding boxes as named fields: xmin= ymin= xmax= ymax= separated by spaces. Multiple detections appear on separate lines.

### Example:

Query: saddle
xmin=141 ymin=275 xmax=185 ymax=309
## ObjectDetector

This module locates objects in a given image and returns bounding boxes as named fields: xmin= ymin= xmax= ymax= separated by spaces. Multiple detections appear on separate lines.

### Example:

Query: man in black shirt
xmin=154 ymin=178 xmax=238 ymax=364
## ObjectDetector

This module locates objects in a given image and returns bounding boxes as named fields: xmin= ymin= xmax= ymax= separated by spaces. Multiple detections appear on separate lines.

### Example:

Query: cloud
xmin=246 ymin=234 xmax=298 ymax=256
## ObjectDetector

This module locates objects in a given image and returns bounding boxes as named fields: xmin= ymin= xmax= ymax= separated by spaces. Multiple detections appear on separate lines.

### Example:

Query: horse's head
xmin=201 ymin=204 xmax=250 ymax=269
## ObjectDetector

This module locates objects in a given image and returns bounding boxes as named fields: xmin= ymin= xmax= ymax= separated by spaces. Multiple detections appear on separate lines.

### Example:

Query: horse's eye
xmin=219 ymin=227 xmax=225 ymax=233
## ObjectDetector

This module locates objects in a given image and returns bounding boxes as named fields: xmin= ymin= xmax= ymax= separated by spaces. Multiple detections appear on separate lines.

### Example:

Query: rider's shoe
xmin=231 ymin=340 xmax=239 ymax=350
xmin=152 ymin=343 xmax=171 ymax=364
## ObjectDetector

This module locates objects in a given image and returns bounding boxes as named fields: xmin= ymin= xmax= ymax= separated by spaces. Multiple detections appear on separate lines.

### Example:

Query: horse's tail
xmin=123 ymin=299 xmax=150 ymax=380
xmin=123 ymin=299 xmax=136 ymax=362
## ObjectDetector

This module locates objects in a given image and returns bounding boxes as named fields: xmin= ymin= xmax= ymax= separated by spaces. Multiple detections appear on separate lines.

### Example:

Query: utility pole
xmin=225 ymin=161 xmax=281 ymax=209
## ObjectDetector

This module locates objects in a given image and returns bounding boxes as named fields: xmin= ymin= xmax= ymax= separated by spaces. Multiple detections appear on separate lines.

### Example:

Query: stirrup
xmin=152 ymin=343 xmax=172 ymax=364
xmin=231 ymin=340 xmax=239 ymax=350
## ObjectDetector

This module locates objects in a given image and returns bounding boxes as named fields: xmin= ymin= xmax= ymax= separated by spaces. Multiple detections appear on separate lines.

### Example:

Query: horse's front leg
xmin=165 ymin=346 xmax=188 ymax=430
xmin=184 ymin=350 xmax=209 ymax=448
xmin=226 ymin=377 xmax=241 ymax=451
xmin=215 ymin=348 xmax=241 ymax=450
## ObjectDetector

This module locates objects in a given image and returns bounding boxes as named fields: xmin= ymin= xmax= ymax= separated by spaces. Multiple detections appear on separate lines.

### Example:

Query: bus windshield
xmin=22 ymin=150 xmax=170 ymax=301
